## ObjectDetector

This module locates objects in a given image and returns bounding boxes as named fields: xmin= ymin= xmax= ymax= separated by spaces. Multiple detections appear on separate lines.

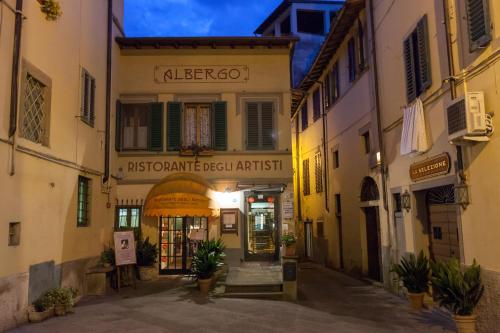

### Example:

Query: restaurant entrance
xmin=244 ymin=193 xmax=280 ymax=261
xmin=159 ymin=216 xmax=208 ymax=274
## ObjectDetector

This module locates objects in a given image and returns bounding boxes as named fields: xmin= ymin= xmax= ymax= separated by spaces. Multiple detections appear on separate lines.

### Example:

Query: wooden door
xmin=428 ymin=205 xmax=460 ymax=261
xmin=365 ymin=207 xmax=381 ymax=281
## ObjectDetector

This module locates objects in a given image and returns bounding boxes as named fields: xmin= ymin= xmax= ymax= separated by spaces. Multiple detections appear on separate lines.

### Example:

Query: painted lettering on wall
xmin=154 ymin=65 xmax=249 ymax=83
xmin=127 ymin=160 xmax=283 ymax=173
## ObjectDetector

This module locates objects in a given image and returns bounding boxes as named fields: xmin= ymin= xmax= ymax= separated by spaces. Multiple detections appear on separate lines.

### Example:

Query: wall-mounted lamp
xmin=454 ymin=182 xmax=469 ymax=209
xmin=401 ymin=190 xmax=411 ymax=212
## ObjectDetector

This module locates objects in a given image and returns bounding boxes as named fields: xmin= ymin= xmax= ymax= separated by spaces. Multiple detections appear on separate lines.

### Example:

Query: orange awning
xmin=143 ymin=173 xmax=219 ymax=217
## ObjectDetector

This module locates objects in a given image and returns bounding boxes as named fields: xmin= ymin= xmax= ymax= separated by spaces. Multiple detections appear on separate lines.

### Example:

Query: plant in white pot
xmin=431 ymin=259 xmax=484 ymax=333
xmin=136 ymin=237 xmax=159 ymax=281
xmin=391 ymin=250 xmax=430 ymax=311
xmin=281 ymin=233 xmax=297 ymax=256
xmin=191 ymin=244 xmax=218 ymax=295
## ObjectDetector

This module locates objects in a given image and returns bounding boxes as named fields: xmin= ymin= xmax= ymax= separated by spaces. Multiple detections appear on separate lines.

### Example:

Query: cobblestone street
xmin=10 ymin=264 xmax=456 ymax=333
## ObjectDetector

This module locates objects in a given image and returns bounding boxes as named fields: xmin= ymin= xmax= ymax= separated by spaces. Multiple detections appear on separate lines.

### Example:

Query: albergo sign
xmin=155 ymin=65 xmax=249 ymax=83
xmin=410 ymin=153 xmax=451 ymax=182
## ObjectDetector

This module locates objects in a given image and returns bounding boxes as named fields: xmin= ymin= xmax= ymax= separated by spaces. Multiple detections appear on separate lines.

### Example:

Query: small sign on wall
xmin=154 ymin=65 xmax=249 ymax=84
xmin=409 ymin=153 xmax=451 ymax=182
xmin=220 ymin=208 xmax=239 ymax=235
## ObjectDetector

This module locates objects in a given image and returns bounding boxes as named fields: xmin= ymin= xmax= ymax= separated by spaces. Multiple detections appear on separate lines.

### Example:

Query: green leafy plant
xmin=391 ymin=250 xmax=430 ymax=293
xmin=136 ymin=237 xmax=158 ymax=267
xmin=431 ymin=259 xmax=484 ymax=316
xmin=281 ymin=233 xmax=296 ymax=247
xmin=100 ymin=247 xmax=115 ymax=266
xmin=191 ymin=243 xmax=219 ymax=280
xmin=33 ymin=292 xmax=56 ymax=312
xmin=39 ymin=0 xmax=62 ymax=21
xmin=33 ymin=287 xmax=73 ymax=312
xmin=197 ymin=239 xmax=226 ymax=265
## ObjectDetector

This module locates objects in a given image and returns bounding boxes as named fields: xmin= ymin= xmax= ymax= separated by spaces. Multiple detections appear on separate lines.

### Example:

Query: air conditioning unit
xmin=446 ymin=92 xmax=487 ymax=142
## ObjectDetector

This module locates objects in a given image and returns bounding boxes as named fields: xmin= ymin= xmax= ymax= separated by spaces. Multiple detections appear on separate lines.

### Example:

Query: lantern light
xmin=401 ymin=190 xmax=411 ymax=212
xmin=454 ymin=182 xmax=469 ymax=209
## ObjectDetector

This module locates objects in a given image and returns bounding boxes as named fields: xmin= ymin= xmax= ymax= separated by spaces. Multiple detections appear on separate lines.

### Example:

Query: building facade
xmin=0 ymin=0 xmax=124 ymax=330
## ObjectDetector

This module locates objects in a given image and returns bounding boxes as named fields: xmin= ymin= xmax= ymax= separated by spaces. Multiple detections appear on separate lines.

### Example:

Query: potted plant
xmin=391 ymin=251 xmax=430 ymax=310
xmin=100 ymin=247 xmax=115 ymax=267
xmin=281 ymin=233 xmax=296 ymax=256
xmin=28 ymin=293 xmax=56 ymax=323
xmin=38 ymin=0 xmax=62 ymax=21
xmin=191 ymin=244 xmax=218 ymax=295
xmin=198 ymin=239 xmax=226 ymax=286
xmin=46 ymin=288 xmax=74 ymax=316
xmin=431 ymin=259 xmax=484 ymax=333
xmin=136 ymin=237 xmax=159 ymax=281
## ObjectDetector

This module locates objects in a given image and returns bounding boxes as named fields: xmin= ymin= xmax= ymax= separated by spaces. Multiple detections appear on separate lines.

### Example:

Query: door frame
xmin=363 ymin=206 xmax=382 ymax=282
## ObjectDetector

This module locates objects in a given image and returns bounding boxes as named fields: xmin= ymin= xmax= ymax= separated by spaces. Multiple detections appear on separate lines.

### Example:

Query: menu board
xmin=220 ymin=209 xmax=239 ymax=235
xmin=113 ymin=231 xmax=137 ymax=266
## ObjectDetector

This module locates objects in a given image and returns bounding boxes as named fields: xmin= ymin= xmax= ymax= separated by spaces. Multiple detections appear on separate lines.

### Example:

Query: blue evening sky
xmin=124 ymin=0 xmax=283 ymax=37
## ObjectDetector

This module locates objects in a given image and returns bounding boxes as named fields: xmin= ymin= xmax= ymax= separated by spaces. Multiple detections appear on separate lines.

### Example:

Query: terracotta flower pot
xmin=198 ymin=278 xmax=212 ymax=295
xmin=407 ymin=292 xmax=425 ymax=311
xmin=54 ymin=303 xmax=66 ymax=316
xmin=454 ymin=314 xmax=477 ymax=333
xmin=28 ymin=306 xmax=54 ymax=323
xmin=285 ymin=244 xmax=296 ymax=256
xmin=138 ymin=266 xmax=158 ymax=281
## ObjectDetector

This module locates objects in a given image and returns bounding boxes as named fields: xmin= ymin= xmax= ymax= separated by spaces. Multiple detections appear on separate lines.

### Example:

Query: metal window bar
xmin=22 ymin=74 xmax=46 ymax=144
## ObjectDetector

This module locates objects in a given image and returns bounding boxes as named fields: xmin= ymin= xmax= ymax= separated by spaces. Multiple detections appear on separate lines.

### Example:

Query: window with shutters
xmin=77 ymin=176 xmax=91 ymax=227
xmin=303 ymin=159 xmax=310 ymax=196
xmin=466 ymin=0 xmax=491 ymax=52
xmin=301 ymin=104 xmax=308 ymax=131
xmin=326 ymin=63 xmax=339 ymax=107
xmin=348 ymin=38 xmax=357 ymax=82
xmin=19 ymin=63 xmax=52 ymax=146
xmin=81 ymin=68 xmax=96 ymax=127
xmin=312 ymin=88 xmax=321 ymax=121
xmin=362 ymin=131 xmax=371 ymax=154
xmin=403 ymin=15 xmax=431 ymax=103
xmin=333 ymin=149 xmax=339 ymax=169
xmin=246 ymin=101 xmax=275 ymax=150
xmin=315 ymin=152 xmax=323 ymax=193
xmin=118 ymin=102 xmax=163 ymax=151
xmin=183 ymin=104 xmax=212 ymax=148
xmin=357 ymin=19 xmax=366 ymax=71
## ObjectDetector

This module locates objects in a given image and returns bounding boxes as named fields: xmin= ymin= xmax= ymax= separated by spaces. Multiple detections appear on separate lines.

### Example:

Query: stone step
xmin=224 ymin=283 xmax=282 ymax=294
xmin=218 ymin=291 xmax=284 ymax=300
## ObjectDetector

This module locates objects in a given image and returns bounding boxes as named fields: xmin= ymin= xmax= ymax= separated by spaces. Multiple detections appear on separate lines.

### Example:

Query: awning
xmin=143 ymin=173 xmax=219 ymax=217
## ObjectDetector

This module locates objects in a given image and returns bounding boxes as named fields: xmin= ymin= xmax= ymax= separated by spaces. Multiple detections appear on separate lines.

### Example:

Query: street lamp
xmin=454 ymin=182 xmax=469 ymax=209
xmin=401 ymin=190 xmax=411 ymax=212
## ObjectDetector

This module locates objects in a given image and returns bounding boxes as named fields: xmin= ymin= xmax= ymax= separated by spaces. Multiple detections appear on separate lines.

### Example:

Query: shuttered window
xmin=167 ymin=102 xmax=182 ymax=151
xmin=357 ymin=19 xmax=366 ymax=71
xmin=246 ymin=101 xmax=275 ymax=150
xmin=301 ymin=104 xmax=308 ymax=131
xmin=333 ymin=149 xmax=339 ymax=169
xmin=326 ymin=63 xmax=339 ymax=107
xmin=403 ymin=15 xmax=431 ymax=103
xmin=315 ymin=152 xmax=323 ymax=193
xmin=466 ymin=0 xmax=491 ymax=52
xmin=213 ymin=101 xmax=227 ymax=151
xmin=303 ymin=159 xmax=310 ymax=196
xmin=348 ymin=38 xmax=357 ymax=82
xmin=81 ymin=69 xmax=96 ymax=127
xmin=115 ymin=102 xmax=163 ymax=151
xmin=312 ymin=88 xmax=321 ymax=121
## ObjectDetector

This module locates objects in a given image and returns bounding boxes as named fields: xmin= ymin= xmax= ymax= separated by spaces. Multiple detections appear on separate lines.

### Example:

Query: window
xmin=297 ymin=10 xmax=324 ymax=35
xmin=333 ymin=149 xmax=339 ymax=169
xmin=357 ymin=20 xmax=366 ymax=71
xmin=77 ymin=176 xmax=91 ymax=227
xmin=246 ymin=101 xmax=275 ymax=150
xmin=301 ymin=104 xmax=308 ymax=131
xmin=81 ymin=69 xmax=96 ymax=127
xmin=303 ymin=159 xmax=310 ymax=196
xmin=315 ymin=152 xmax=323 ymax=193
xmin=280 ymin=15 xmax=291 ymax=35
xmin=403 ymin=15 xmax=431 ymax=102
xmin=312 ymin=88 xmax=321 ymax=121
xmin=317 ymin=221 xmax=324 ymax=238
xmin=326 ymin=63 xmax=340 ymax=106
xmin=8 ymin=222 xmax=21 ymax=246
xmin=394 ymin=193 xmax=402 ymax=212
xmin=335 ymin=193 xmax=342 ymax=216
xmin=20 ymin=65 xmax=52 ymax=146
xmin=348 ymin=38 xmax=357 ymax=82
xmin=183 ymin=104 xmax=211 ymax=148
xmin=116 ymin=207 xmax=141 ymax=230
xmin=362 ymin=131 xmax=371 ymax=154
xmin=466 ymin=0 xmax=491 ymax=52
xmin=117 ymin=102 xmax=163 ymax=151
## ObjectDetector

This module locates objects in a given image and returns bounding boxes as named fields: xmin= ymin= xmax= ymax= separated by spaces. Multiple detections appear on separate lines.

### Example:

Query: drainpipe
xmin=103 ymin=0 xmax=112 ymax=183
xmin=294 ymin=114 xmax=302 ymax=221
xmin=8 ymin=0 xmax=23 ymax=176
xmin=318 ymin=80 xmax=330 ymax=213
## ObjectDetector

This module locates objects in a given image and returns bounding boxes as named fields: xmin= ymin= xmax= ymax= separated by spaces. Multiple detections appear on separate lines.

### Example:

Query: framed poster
xmin=220 ymin=208 xmax=239 ymax=235
xmin=113 ymin=231 xmax=137 ymax=266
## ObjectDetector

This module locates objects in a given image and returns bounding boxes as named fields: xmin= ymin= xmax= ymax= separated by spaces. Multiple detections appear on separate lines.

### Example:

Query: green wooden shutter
xmin=246 ymin=102 xmax=259 ymax=150
xmin=90 ymin=77 xmax=95 ymax=127
xmin=403 ymin=37 xmax=417 ymax=102
xmin=167 ymin=102 xmax=182 ymax=151
xmin=416 ymin=15 xmax=431 ymax=91
xmin=261 ymin=102 xmax=275 ymax=150
xmin=212 ymin=101 xmax=227 ymax=151
xmin=115 ymin=100 xmax=122 ymax=151
xmin=466 ymin=0 xmax=491 ymax=51
xmin=149 ymin=102 xmax=164 ymax=151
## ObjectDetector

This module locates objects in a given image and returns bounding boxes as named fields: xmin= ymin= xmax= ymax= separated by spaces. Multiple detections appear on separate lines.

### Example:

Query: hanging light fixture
xmin=454 ymin=182 xmax=469 ymax=209
xmin=401 ymin=190 xmax=411 ymax=212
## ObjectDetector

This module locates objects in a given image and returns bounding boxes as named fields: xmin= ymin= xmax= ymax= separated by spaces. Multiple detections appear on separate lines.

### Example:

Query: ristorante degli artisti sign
xmin=154 ymin=65 xmax=249 ymax=83
xmin=409 ymin=153 xmax=451 ymax=182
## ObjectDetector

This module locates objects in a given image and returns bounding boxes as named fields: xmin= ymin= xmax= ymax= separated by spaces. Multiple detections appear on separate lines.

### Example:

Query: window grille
xmin=315 ymin=152 xmax=323 ymax=193
xmin=22 ymin=74 xmax=46 ymax=144
xmin=303 ymin=159 xmax=310 ymax=196
xmin=77 ymin=176 xmax=91 ymax=227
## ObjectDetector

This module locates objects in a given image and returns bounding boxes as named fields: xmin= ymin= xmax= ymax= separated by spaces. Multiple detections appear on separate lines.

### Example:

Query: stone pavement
xmin=10 ymin=263 xmax=456 ymax=333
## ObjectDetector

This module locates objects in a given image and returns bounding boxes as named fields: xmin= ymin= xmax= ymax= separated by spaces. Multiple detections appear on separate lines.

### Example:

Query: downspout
xmin=8 ymin=0 xmax=23 ymax=176
xmin=103 ymin=0 xmax=112 ymax=183
xmin=294 ymin=113 xmax=302 ymax=222
xmin=317 ymin=80 xmax=329 ymax=213
xmin=367 ymin=0 xmax=388 ymax=211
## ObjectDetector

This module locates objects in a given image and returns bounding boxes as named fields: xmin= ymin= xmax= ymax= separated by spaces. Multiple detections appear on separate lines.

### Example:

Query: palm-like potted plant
xmin=281 ymin=233 xmax=297 ymax=256
xmin=136 ymin=237 xmax=159 ymax=281
xmin=191 ymin=244 xmax=218 ymax=295
xmin=391 ymin=250 xmax=430 ymax=310
xmin=431 ymin=259 xmax=484 ymax=333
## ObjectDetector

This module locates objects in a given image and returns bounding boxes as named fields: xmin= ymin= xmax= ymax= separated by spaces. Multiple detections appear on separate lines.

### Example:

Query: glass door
xmin=245 ymin=194 xmax=279 ymax=261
